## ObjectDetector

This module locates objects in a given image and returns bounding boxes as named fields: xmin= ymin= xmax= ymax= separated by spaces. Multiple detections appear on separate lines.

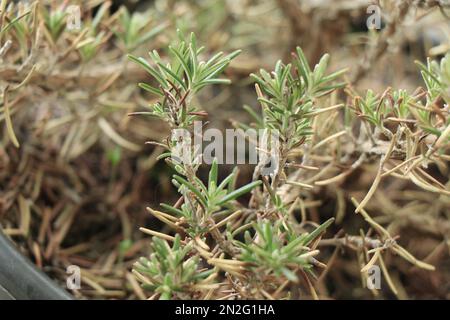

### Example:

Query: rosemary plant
xmin=1 ymin=0 xmax=448 ymax=301
xmin=131 ymin=33 xmax=340 ymax=300
xmin=114 ymin=6 xmax=166 ymax=52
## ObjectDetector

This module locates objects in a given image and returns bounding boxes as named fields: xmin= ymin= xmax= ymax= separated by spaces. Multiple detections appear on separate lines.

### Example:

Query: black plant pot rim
xmin=0 ymin=229 xmax=73 ymax=300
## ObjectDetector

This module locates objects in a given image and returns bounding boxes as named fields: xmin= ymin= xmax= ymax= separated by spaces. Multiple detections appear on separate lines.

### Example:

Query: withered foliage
xmin=0 ymin=0 xmax=449 ymax=299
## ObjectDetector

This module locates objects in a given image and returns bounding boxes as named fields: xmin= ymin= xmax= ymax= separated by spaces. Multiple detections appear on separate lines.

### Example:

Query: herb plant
xmin=1 ymin=0 xmax=448 ymax=301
